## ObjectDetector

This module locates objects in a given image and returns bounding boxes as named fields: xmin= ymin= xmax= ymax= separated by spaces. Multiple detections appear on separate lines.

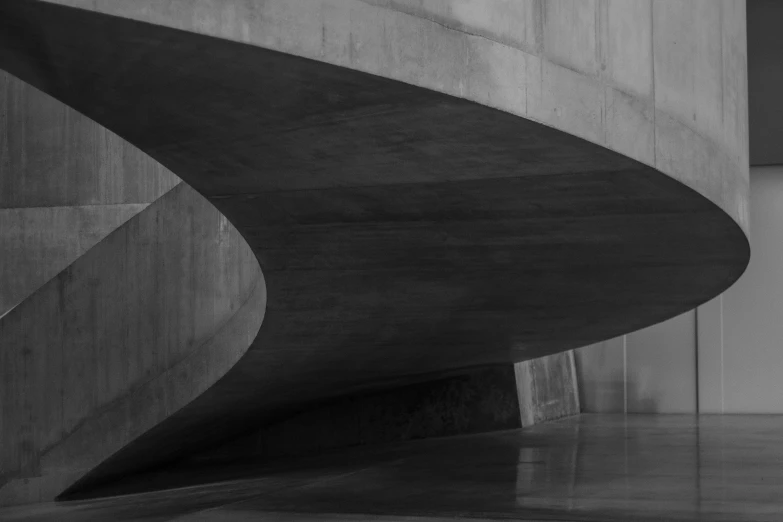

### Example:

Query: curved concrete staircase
xmin=0 ymin=0 xmax=750 ymax=506
xmin=0 ymin=70 xmax=180 ymax=319
xmin=0 ymin=72 xmax=264 ymax=504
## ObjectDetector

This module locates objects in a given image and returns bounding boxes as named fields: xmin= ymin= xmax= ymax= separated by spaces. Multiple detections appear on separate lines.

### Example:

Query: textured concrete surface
xmin=0 ymin=0 xmax=750 ymax=506
xmin=3 ymin=415 xmax=783 ymax=521
xmin=515 ymin=351 xmax=579 ymax=427
xmin=0 ymin=204 xmax=145 ymax=316
xmin=40 ymin=0 xmax=751 ymax=233
xmin=0 ymin=70 xmax=178 ymax=209
xmin=0 ymin=183 xmax=263 ymax=505
xmin=0 ymin=70 xmax=181 ymax=316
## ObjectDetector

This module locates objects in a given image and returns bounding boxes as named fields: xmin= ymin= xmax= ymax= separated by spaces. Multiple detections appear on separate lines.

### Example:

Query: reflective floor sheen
xmin=3 ymin=414 xmax=782 ymax=521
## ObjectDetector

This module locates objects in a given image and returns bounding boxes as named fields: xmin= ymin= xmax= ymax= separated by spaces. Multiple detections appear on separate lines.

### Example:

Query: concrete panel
xmin=0 ymin=71 xmax=179 ymax=208
xmin=652 ymin=1 xmax=725 ymax=153
xmin=0 ymin=70 xmax=181 ymax=317
xmin=652 ymin=0 xmax=748 ymax=230
xmin=541 ymin=0 xmax=600 ymax=76
xmin=603 ymin=0 xmax=653 ymax=100
xmin=0 ymin=205 xmax=145 ymax=316
xmin=697 ymin=295 xmax=724 ymax=414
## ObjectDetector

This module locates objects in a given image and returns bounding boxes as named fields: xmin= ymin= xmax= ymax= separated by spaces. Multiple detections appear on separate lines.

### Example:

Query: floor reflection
xmin=3 ymin=415 xmax=783 ymax=521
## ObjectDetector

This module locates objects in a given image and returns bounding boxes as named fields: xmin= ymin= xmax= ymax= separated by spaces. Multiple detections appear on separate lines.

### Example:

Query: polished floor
xmin=3 ymin=414 xmax=783 ymax=521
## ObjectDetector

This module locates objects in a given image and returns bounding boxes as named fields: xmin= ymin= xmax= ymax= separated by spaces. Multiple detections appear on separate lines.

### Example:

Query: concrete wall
xmin=1 ymin=58 xmax=263 ymax=507
xmin=46 ymin=0 xmax=749 ymax=236
xmin=576 ymin=311 xmax=696 ymax=413
xmin=578 ymin=166 xmax=783 ymax=414
xmin=0 ymin=183 xmax=263 ymax=506
xmin=0 ymin=205 xmax=146 ymax=316
xmin=700 ymin=166 xmax=783 ymax=413
xmin=0 ymin=70 xmax=180 ymax=316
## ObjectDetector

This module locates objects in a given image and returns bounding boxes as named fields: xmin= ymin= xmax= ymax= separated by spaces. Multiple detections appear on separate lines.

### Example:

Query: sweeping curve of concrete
xmin=0 ymin=0 xmax=750 ymax=505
